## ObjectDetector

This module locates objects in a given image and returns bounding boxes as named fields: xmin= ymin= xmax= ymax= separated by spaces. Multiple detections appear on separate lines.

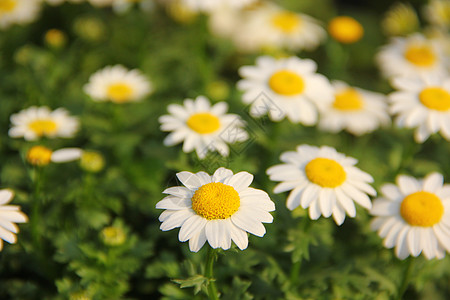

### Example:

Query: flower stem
xmin=205 ymin=247 xmax=219 ymax=300
xmin=396 ymin=258 xmax=414 ymax=300
xmin=30 ymin=167 xmax=44 ymax=250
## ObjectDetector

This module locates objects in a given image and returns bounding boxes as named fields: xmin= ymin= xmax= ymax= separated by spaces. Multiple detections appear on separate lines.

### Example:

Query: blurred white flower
xmin=0 ymin=189 xmax=28 ymax=251
xmin=0 ymin=0 xmax=41 ymax=29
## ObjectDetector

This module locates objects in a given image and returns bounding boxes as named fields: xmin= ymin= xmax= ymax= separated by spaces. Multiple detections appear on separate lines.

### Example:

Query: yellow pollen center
xmin=26 ymin=146 xmax=53 ymax=166
xmin=305 ymin=158 xmax=346 ymax=188
xmin=107 ymin=82 xmax=133 ymax=103
xmin=400 ymin=191 xmax=444 ymax=227
xmin=0 ymin=0 xmax=17 ymax=13
xmin=333 ymin=88 xmax=363 ymax=111
xmin=186 ymin=113 xmax=220 ymax=134
xmin=404 ymin=44 xmax=436 ymax=67
xmin=268 ymin=70 xmax=304 ymax=96
xmin=191 ymin=182 xmax=240 ymax=220
xmin=272 ymin=11 xmax=301 ymax=33
xmin=419 ymin=87 xmax=450 ymax=111
xmin=28 ymin=119 xmax=58 ymax=136
xmin=328 ymin=16 xmax=364 ymax=44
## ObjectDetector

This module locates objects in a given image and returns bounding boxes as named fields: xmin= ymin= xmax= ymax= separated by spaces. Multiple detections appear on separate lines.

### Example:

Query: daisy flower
xmin=318 ymin=81 xmax=390 ymax=135
xmin=231 ymin=3 xmax=326 ymax=52
xmin=370 ymin=173 xmax=450 ymax=259
xmin=159 ymin=96 xmax=248 ymax=159
xmin=156 ymin=167 xmax=275 ymax=252
xmin=0 ymin=0 xmax=41 ymax=30
xmin=9 ymin=106 xmax=79 ymax=141
xmin=328 ymin=16 xmax=364 ymax=44
xmin=26 ymin=145 xmax=84 ymax=166
xmin=267 ymin=145 xmax=376 ymax=225
xmin=0 ymin=189 xmax=28 ymax=251
xmin=83 ymin=65 xmax=153 ymax=103
xmin=179 ymin=0 xmax=256 ymax=13
xmin=237 ymin=56 xmax=333 ymax=125
xmin=389 ymin=74 xmax=450 ymax=143
xmin=381 ymin=2 xmax=419 ymax=36
xmin=376 ymin=33 xmax=448 ymax=79
xmin=423 ymin=0 xmax=450 ymax=29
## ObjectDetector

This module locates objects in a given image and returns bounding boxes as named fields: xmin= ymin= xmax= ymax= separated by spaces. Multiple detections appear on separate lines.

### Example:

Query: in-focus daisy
xmin=389 ymin=74 xmax=450 ymax=143
xmin=231 ymin=3 xmax=326 ymax=52
xmin=0 ymin=189 xmax=28 ymax=251
xmin=179 ymin=0 xmax=256 ymax=13
xmin=328 ymin=16 xmax=364 ymax=44
xmin=159 ymin=96 xmax=248 ymax=159
xmin=156 ymin=167 xmax=275 ymax=252
xmin=26 ymin=145 xmax=84 ymax=166
xmin=83 ymin=65 xmax=153 ymax=103
xmin=376 ymin=33 xmax=448 ymax=79
xmin=371 ymin=173 xmax=450 ymax=259
xmin=267 ymin=145 xmax=376 ymax=225
xmin=237 ymin=56 xmax=333 ymax=125
xmin=0 ymin=0 xmax=41 ymax=29
xmin=9 ymin=106 xmax=79 ymax=141
xmin=318 ymin=81 xmax=390 ymax=135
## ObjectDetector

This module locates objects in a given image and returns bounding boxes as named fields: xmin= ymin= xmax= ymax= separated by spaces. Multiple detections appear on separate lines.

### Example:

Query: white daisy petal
xmin=0 ymin=190 xmax=14 ymax=205
xmin=189 ymin=227 xmax=207 ymax=253
xmin=308 ymin=199 xmax=321 ymax=220
xmin=332 ymin=203 xmax=346 ymax=226
xmin=407 ymin=227 xmax=422 ymax=257
xmin=423 ymin=172 xmax=443 ymax=192
xmin=231 ymin=211 xmax=266 ymax=237
xmin=179 ymin=215 xmax=207 ymax=242
xmin=224 ymin=172 xmax=254 ymax=192
xmin=156 ymin=196 xmax=191 ymax=210
xmin=160 ymin=209 xmax=194 ymax=231
xmin=51 ymin=148 xmax=83 ymax=163
xmin=176 ymin=172 xmax=202 ymax=190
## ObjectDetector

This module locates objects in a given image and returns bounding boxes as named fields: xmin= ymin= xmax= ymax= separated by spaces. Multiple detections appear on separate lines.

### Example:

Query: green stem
xmin=289 ymin=217 xmax=311 ymax=286
xmin=205 ymin=247 xmax=219 ymax=300
xmin=396 ymin=258 xmax=414 ymax=300
xmin=30 ymin=167 xmax=43 ymax=250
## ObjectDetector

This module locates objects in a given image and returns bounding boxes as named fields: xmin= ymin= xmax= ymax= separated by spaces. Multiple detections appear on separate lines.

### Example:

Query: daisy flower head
xmin=389 ymin=74 xmax=450 ymax=143
xmin=179 ymin=0 xmax=256 ymax=13
xmin=237 ymin=56 xmax=334 ymax=125
xmin=328 ymin=16 xmax=364 ymax=44
xmin=83 ymin=65 xmax=153 ymax=104
xmin=159 ymin=96 xmax=248 ymax=159
xmin=370 ymin=173 xmax=450 ymax=259
xmin=156 ymin=167 xmax=275 ymax=252
xmin=318 ymin=81 xmax=391 ymax=136
xmin=231 ymin=3 xmax=326 ymax=53
xmin=9 ymin=106 xmax=79 ymax=141
xmin=26 ymin=145 xmax=84 ymax=166
xmin=423 ymin=0 xmax=450 ymax=29
xmin=0 ymin=189 xmax=28 ymax=251
xmin=267 ymin=145 xmax=376 ymax=225
xmin=0 ymin=0 xmax=41 ymax=30
xmin=376 ymin=33 xmax=449 ymax=79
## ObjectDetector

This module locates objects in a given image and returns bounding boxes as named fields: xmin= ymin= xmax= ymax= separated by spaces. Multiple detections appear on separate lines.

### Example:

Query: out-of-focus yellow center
xmin=305 ymin=158 xmax=346 ymax=188
xmin=0 ymin=0 xmax=17 ymax=13
xmin=26 ymin=146 xmax=53 ymax=166
xmin=100 ymin=226 xmax=126 ymax=246
xmin=404 ymin=44 xmax=436 ymax=67
xmin=191 ymin=182 xmax=240 ymax=220
xmin=419 ymin=87 xmax=450 ymax=111
xmin=328 ymin=16 xmax=364 ymax=44
xmin=187 ymin=113 xmax=220 ymax=134
xmin=400 ymin=191 xmax=444 ymax=227
xmin=268 ymin=70 xmax=304 ymax=96
xmin=333 ymin=88 xmax=363 ymax=111
xmin=29 ymin=119 xmax=58 ymax=136
xmin=272 ymin=11 xmax=301 ymax=33
xmin=107 ymin=82 xmax=133 ymax=103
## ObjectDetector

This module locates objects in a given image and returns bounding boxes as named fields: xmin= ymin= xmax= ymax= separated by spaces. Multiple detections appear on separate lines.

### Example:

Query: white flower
xmin=318 ymin=81 xmax=391 ymax=135
xmin=267 ymin=145 xmax=376 ymax=225
xmin=0 ymin=189 xmax=28 ymax=251
xmin=237 ymin=56 xmax=333 ymax=125
xmin=156 ymin=167 xmax=275 ymax=252
xmin=26 ymin=145 xmax=83 ymax=166
xmin=371 ymin=173 xmax=450 ymax=259
xmin=83 ymin=65 xmax=153 ymax=103
xmin=180 ymin=0 xmax=256 ymax=13
xmin=389 ymin=74 xmax=450 ymax=143
xmin=0 ymin=0 xmax=41 ymax=29
xmin=159 ymin=96 xmax=248 ymax=159
xmin=9 ymin=106 xmax=79 ymax=141
xmin=112 ymin=0 xmax=154 ymax=13
xmin=376 ymin=33 xmax=448 ymax=79
xmin=230 ymin=4 xmax=326 ymax=52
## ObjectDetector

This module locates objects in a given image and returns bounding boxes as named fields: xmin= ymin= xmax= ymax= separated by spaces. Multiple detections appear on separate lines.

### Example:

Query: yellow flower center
xmin=272 ymin=11 xmax=301 ymax=33
xmin=191 ymin=182 xmax=240 ymax=220
xmin=305 ymin=158 xmax=346 ymax=188
xmin=107 ymin=82 xmax=133 ymax=103
xmin=0 ymin=0 xmax=17 ymax=13
xmin=100 ymin=226 xmax=126 ymax=246
xmin=328 ymin=16 xmax=364 ymax=44
xmin=400 ymin=191 xmax=444 ymax=227
xmin=26 ymin=146 xmax=53 ymax=166
xmin=268 ymin=70 xmax=304 ymax=96
xmin=419 ymin=87 xmax=450 ymax=111
xmin=404 ymin=44 xmax=436 ymax=67
xmin=28 ymin=119 xmax=58 ymax=136
xmin=186 ymin=113 xmax=221 ymax=134
xmin=333 ymin=88 xmax=363 ymax=111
